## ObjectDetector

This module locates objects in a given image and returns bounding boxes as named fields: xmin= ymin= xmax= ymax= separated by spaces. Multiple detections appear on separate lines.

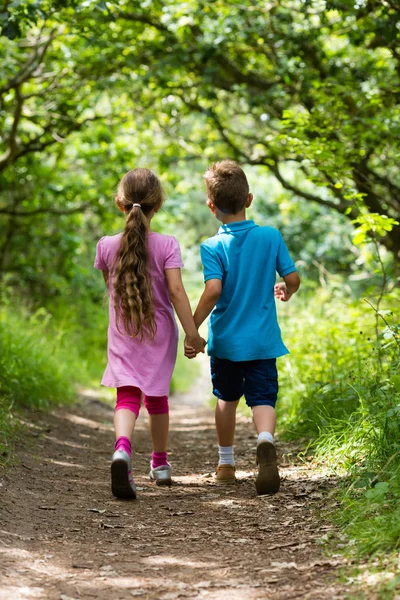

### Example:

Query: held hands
xmin=274 ymin=282 xmax=292 ymax=302
xmin=184 ymin=334 xmax=207 ymax=360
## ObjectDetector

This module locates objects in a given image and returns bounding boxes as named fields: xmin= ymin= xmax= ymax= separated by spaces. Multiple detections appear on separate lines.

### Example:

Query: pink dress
xmin=94 ymin=232 xmax=183 ymax=396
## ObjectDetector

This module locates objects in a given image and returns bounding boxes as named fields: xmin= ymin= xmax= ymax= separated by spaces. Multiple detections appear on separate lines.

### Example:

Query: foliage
xmin=1 ymin=0 xmax=399 ymax=306
xmin=0 ymin=305 xmax=80 ymax=464
xmin=352 ymin=214 xmax=400 ymax=248
xmin=339 ymin=468 xmax=400 ymax=557
xmin=76 ymin=0 xmax=400 ymax=255
xmin=0 ymin=394 xmax=19 ymax=466
xmin=0 ymin=306 xmax=80 ymax=410
xmin=276 ymin=287 xmax=400 ymax=556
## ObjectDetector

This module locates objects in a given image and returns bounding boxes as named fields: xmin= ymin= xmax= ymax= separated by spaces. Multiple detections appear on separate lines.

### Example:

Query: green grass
xmin=275 ymin=289 xmax=400 ymax=563
xmin=0 ymin=395 xmax=19 ymax=465
xmin=0 ymin=306 xmax=88 ymax=465
xmin=0 ymin=307 xmax=81 ymax=410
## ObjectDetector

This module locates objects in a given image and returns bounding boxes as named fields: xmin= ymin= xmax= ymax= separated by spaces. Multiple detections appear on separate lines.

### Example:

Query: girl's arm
xmin=102 ymin=270 xmax=109 ymax=287
xmin=165 ymin=268 xmax=205 ymax=354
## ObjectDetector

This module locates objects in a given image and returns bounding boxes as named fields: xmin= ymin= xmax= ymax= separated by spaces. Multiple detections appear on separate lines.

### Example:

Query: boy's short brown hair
xmin=204 ymin=160 xmax=249 ymax=214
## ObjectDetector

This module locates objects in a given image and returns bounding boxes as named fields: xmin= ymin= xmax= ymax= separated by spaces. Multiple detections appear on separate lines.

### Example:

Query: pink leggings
xmin=116 ymin=386 xmax=169 ymax=418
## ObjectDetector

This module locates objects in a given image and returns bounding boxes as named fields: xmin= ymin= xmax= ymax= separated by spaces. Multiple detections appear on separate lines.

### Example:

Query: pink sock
xmin=115 ymin=436 xmax=131 ymax=456
xmin=152 ymin=451 xmax=168 ymax=469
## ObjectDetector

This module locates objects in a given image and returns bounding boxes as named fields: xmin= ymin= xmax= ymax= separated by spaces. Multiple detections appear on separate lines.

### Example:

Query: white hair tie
xmin=132 ymin=203 xmax=141 ymax=209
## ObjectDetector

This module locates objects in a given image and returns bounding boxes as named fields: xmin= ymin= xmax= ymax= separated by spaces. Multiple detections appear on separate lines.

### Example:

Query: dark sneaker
xmin=255 ymin=441 xmax=280 ymax=495
xmin=215 ymin=464 xmax=236 ymax=484
xmin=111 ymin=450 xmax=137 ymax=500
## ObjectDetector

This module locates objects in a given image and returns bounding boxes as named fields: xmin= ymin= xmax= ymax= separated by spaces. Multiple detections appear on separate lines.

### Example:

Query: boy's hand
xmin=274 ymin=282 xmax=292 ymax=302
xmin=184 ymin=335 xmax=206 ymax=359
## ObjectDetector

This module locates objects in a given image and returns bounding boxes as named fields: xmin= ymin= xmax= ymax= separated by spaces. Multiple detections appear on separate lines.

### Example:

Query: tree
xmin=1 ymin=0 xmax=399 ymax=298
xmin=101 ymin=0 xmax=400 ymax=256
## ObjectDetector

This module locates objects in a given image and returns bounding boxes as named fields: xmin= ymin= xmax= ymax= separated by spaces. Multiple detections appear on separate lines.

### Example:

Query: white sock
xmin=257 ymin=431 xmax=274 ymax=445
xmin=218 ymin=445 xmax=235 ymax=466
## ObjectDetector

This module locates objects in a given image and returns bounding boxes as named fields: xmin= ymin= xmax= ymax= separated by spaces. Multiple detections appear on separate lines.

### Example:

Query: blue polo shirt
xmin=200 ymin=220 xmax=296 ymax=361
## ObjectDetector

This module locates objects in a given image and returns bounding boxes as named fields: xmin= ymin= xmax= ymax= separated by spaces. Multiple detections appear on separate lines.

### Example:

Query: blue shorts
xmin=210 ymin=357 xmax=278 ymax=408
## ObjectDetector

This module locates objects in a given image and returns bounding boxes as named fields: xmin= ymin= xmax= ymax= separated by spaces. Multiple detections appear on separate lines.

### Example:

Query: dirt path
xmin=1 ymin=365 xmax=355 ymax=600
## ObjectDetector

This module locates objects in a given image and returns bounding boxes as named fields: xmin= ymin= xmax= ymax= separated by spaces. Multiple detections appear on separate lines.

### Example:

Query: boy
xmin=185 ymin=160 xmax=300 ymax=495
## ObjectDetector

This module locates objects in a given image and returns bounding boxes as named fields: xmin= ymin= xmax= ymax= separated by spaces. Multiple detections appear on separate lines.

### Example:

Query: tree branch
xmin=9 ymin=86 xmax=23 ymax=156
xmin=0 ymin=204 xmax=90 ymax=217
xmin=0 ymin=115 xmax=105 ymax=172
xmin=364 ymin=166 xmax=400 ymax=208
xmin=115 ymin=11 xmax=170 ymax=33
xmin=268 ymin=163 xmax=347 ymax=213
xmin=0 ymin=30 xmax=57 ymax=96
xmin=211 ymin=53 xmax=278 ymax=92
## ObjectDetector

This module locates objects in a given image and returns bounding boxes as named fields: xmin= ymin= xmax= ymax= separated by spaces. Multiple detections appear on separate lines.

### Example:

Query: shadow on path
xmin=0 ymin=364 xmax=354 ymax=599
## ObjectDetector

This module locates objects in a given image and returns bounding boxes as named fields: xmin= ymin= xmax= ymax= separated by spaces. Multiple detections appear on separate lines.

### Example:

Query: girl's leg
xmin=148 ymin=413 xmax=169 ymax=453
xmin=114 ymin=410 xmax=136 ymax=452
xmin=143 ymin=395 xmax=169 ymax=451
xmin=143 ymin=395 xmax=170 ymax=475
xmin=114 ymin=386 xmax=141 ymax=453
xmin=112 ymin=386 xmax=141 ymax=499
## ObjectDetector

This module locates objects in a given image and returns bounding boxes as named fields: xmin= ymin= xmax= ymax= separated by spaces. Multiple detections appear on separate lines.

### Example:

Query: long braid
xmin=113 ymin=169 xmax=163 ymax=340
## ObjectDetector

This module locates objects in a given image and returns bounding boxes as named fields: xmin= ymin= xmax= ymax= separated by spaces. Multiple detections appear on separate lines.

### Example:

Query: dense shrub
xmin=277 ymin=289 xmax=400 ymax=555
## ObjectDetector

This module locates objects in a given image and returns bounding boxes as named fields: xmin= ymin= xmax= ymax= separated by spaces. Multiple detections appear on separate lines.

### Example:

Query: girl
xmin=94 ymin=168 xmax=205 ymax=500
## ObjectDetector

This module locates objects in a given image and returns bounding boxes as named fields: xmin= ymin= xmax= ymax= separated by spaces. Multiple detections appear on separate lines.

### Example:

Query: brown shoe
xmin=215 ymin=464 xmax=236 ymax=484
xmin=255 ymin=441 xmax=280 ymax=495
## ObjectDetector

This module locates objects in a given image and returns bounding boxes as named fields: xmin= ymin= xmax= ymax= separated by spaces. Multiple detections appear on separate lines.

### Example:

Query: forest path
xmin=1 ymin=363 xmax=355 ymax=600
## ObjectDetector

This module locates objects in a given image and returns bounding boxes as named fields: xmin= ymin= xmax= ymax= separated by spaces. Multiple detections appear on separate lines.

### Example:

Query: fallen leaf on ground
xmin=270 ymin=561 xmax=298 ymax=570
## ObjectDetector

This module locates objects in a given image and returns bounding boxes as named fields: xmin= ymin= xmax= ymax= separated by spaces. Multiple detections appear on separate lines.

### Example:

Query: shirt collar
xmin=218 ymin=220 xmax=257 ymax=234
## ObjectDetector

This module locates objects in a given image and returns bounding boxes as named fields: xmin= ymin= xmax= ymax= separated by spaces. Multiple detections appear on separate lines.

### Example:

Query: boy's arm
xmin=184 ymin=279 xmax=222 ymax=359
xmin=193 ymin=279 xmax=222 ymax=328
xmin=274 ymin=271 xmax=300 ymax=302
xmin=165 ymin=268 xmax=206 ymax=354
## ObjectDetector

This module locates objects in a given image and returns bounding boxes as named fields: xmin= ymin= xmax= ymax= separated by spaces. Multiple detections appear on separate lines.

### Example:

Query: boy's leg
xmin=215 ymin=398 xmax=240 ymax=447
xmin=244 ymin=359 xmax=280 ymax=495
xmin=215 ymin=398 xmax=240 ymax=472
xmin=143 ymin=394 xmax=171 ymax=486
xmin=211 ymin=357 xmax=244 ymax=483
xmin=252 ymin=405 xmax=276 ymax=440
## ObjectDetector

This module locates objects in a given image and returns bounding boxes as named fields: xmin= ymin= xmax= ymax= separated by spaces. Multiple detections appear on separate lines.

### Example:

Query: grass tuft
xmin=276 ymin=290 xmax=400 ymax=559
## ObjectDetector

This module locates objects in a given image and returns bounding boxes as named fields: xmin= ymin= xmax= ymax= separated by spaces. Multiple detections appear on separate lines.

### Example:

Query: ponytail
xmin=112 ymin=169 xmax=163 ymax=340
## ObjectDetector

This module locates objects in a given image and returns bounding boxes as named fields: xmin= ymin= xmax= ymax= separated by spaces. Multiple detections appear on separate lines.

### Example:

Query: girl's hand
xmin=274 ymin=282 xmax=292 ymax=302
xmin=184 ymin=339 xmax=196 ymax=359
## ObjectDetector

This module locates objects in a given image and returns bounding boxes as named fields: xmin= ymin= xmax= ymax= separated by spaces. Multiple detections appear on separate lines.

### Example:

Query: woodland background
xmin=0 ymin=0 xmax=399 ymax=587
